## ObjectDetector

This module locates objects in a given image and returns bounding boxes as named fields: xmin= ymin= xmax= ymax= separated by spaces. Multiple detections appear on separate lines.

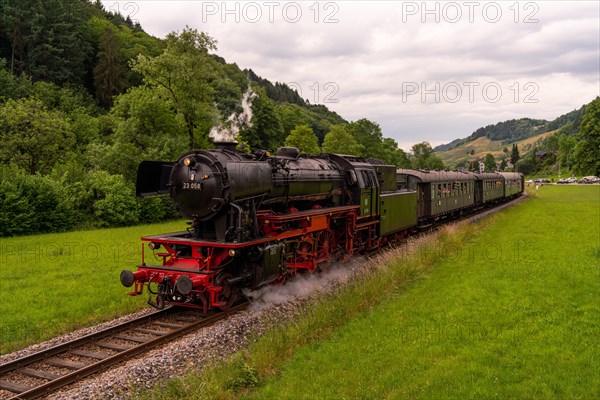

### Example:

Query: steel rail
xmin=0 ymin=302 xmax=248 ymax=400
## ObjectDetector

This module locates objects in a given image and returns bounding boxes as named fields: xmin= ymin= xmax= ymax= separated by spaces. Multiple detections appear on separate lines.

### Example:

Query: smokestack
xmin=214 ymin=141 xmax=238 ymax=152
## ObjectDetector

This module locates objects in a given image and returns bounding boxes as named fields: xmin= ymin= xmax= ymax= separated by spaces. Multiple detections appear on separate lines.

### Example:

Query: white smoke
xmin=245 ymin=257 xmax=367 ymax=311
xmin=209 ymin=87 xmax=258 ymax=143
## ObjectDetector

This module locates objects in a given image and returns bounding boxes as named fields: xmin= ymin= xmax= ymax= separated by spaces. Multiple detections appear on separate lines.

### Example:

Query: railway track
xmin=0 ymin=302 xmax=248 ymax=400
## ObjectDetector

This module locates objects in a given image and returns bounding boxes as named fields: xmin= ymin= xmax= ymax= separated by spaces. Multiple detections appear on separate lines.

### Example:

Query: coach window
xmin=437 ymin=184 xmax=442 ymax=198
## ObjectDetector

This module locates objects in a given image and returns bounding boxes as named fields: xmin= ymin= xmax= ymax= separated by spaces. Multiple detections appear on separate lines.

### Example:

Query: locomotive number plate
xmin=182 ymin=182 xmax=203 ymax=190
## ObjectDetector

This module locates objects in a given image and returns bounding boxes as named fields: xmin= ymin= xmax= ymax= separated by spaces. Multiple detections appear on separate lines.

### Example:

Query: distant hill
xmin=434 ymin=104 xmax=587 ymax=168
xmin=434 ymin=106 xmax=585 ymax=153
xmin=436 ymin=129 xmax=559 ymax=167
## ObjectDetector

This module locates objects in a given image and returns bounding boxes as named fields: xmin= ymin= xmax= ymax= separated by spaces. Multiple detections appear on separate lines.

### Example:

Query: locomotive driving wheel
xmin=316 ymin=229 xmax=334 ymax=262
xmin=297 ymin=241 xmax=313 ymax=259
xmin=292 ymin=236 xmax=317 ymax=272
xmin=215 ymin=272 xmax=238 ymax=311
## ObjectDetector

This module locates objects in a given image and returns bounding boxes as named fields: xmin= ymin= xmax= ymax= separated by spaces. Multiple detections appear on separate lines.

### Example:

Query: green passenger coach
xmin=396 ymin=169 xmax=477 ymax=226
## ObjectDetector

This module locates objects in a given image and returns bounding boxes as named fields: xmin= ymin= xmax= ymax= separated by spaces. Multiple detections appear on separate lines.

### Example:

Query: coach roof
xmin=396 ymin=169 xmax=477 ymax=183
xmin=499 ymin=172 xmax=523 ymax=180
xmin=474 ymin=172 xmax=504 ymax=180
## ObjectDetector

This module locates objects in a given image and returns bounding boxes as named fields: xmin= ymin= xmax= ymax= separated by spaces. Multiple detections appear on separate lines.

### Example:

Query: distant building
xmin=535 ymin=151 xmax=547 ymax=160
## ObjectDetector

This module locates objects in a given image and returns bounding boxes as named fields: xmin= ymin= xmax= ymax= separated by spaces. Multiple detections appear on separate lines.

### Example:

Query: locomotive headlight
xmin=228 ymin=249 xmax=237 ymax=257
xmin=148 ymin=242 xmax=160 ymax=250
xmin=183 ymin=157 xmax=196 ymax=168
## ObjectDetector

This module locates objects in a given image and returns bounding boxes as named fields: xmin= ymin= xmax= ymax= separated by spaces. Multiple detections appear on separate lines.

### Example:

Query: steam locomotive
xmin=120 ymin=143 xmax=523 ymax=311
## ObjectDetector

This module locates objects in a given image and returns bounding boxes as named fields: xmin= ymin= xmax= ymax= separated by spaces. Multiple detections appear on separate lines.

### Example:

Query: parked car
xmin=578 ymin=176 xmax=599 ymax=184
xmin=558 ymin=177 xmax=578 ymax=184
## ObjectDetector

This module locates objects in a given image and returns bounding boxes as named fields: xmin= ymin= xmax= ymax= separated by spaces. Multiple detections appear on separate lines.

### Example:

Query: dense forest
xmin=0 ymin=0 xmax=423 ymax=237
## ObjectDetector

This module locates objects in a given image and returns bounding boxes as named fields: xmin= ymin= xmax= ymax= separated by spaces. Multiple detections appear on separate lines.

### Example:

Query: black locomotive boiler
xmin=121 ymin=143 xmax=523 ymax=311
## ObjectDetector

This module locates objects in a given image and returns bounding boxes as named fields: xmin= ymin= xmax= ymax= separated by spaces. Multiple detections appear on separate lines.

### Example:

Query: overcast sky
xmin=102 ymin=1 xmax=600 ymax=150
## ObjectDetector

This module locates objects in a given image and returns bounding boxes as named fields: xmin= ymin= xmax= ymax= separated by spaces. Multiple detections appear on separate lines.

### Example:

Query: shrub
xmin=0 ymin=170 xmax=76 ymax=236
xmin=88 ymin=170 xmax=140 ymax=227
xmin=139 ymin=196 xmax=178 ymax=224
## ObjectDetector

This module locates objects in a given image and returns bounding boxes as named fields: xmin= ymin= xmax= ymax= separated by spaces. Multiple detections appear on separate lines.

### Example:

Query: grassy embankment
xmin=437 ymin=130 xmax=558 ymax=168
xmin=0 ymin=220 xmax=187 ymax=354
xmin=145 ymin=185 xmax=599 ymax=399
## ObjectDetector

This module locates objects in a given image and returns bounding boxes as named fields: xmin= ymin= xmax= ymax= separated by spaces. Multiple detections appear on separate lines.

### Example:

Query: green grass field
xmin=145 ymin=185 xmax=599 ymax=399
xmin=0 ymin=220 xmax=187 ymax=354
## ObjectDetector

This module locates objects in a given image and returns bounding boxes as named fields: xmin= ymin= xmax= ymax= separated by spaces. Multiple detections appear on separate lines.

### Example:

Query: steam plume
xmin=209 ymin=87 xmax=257 ymax=143
xmin=245 ymin=258 xmax=366 ymax=310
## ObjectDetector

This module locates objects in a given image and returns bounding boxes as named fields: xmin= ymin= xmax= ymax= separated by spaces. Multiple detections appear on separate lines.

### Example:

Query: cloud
xmin=104 ymin=0 xmax=600 ymax=148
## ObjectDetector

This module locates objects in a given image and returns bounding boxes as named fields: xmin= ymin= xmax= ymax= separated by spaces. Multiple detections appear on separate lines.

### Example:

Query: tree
xmin=94 ymin=26 xmax=128 ymax=108
xmin=1 ymin=0 xmax=32 ymax=75
xmin=322 ymin=125 xmax=364 ymax=155
xmin=411 ymin=141 xmax=445 ymax=169
xmin=411 ymin=142 xmax=433 ymax=163
xmin=558 ymin=134 xmax=576 ymax=171
xmin=484 ymin=153 xmax=496 ymax=172
xmin=285 ymin=125 xmax=320 ymax=155
xmin=426 ymin=154 xmax=446 ymax=170
xmin=132 ymin=27 xmax=220 ymax=149
xmin=94 ymin=86 xmax=188 ymax=181
xmin=0 ymin=98 xmax=75 ymax=174
xmin=381 ymin=137 xmax=411 ymax=167
xmin=516 ymin=152 xmax=537 ymax=175
xmin=499 ymin=158 xmax=507 ymax=171
xmin=3 ymin=0 xmax=92 ymax=85
xmin=510 ymin=143 xmax=520 ymax=165
xmin=239 ymin=86 xmax=283 ymax=151
xmin=0 ymin=59 xmax=20 ymax=99
xmin=347 ymin=118 xmax=385 ymax=159
xmin=574 ymin=96 xmax=600 ymax=175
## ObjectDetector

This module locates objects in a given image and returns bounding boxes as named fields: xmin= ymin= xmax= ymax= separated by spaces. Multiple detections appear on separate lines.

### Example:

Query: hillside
xmin=435 ymin=106 xmax=585 ymax=154
xmin=435 ymin=103 xmax=589 ymax=170
xmin=437 ymin=129 xmax=559 ymax=167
